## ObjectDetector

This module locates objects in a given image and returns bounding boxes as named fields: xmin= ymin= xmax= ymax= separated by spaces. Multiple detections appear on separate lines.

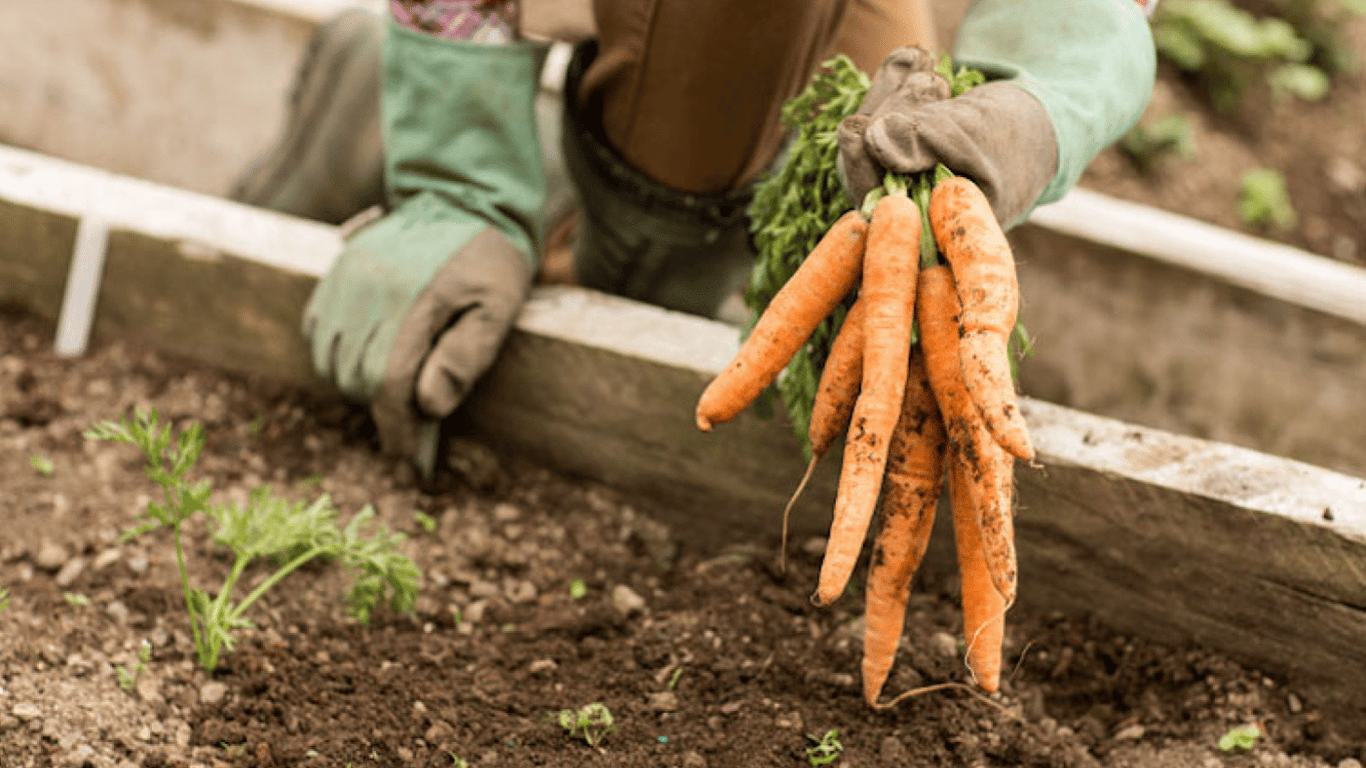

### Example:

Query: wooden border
xmin=3 ymin=145 xmax=1365 ymax=731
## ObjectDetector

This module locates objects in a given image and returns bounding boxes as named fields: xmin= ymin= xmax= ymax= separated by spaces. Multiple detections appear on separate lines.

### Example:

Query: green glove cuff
xmin=381 ymin=18 xmax=547 ymax=264
xmin=953 ymin=0 xmax=1156 ymax=209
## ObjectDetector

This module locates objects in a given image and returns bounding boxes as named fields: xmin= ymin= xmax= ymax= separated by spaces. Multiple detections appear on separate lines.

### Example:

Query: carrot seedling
xmin=1218 ymin=724 xmax=1260 ymax=751
xmin=86 ymin=408 xmax=421 ymax=672
xmin=115 ymin=641 xmax=152 ymax=693
xmin=556 ymin=703 xmax=615 ymax=747
xmin=0 ymin=587 xmax=9 ymax=612
xmin=805 ymin=729 xmax=844 ymax=766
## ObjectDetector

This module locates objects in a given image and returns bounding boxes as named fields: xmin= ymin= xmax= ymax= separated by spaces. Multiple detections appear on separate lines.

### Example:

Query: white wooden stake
xmin=54 ymin=215 xmax=111 ymax=357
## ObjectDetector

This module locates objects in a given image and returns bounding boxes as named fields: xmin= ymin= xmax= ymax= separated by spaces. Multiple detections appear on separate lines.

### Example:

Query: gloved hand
xmin=303 ymin=19 xmax=546 ymax=460
xmin=840 ymin=0 xmax=1155 ymax=227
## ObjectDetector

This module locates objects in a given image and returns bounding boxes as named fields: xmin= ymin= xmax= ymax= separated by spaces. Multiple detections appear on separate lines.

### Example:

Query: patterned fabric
xmin=389 ymin=0 xmax=516 ymax=42
xmin=1132 ymin=0 xmax=1160 ymax=18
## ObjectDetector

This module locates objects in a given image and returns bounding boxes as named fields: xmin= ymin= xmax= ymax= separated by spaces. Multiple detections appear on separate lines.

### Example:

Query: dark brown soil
xmin=3 ymin=306 xmax=1363 ymax=768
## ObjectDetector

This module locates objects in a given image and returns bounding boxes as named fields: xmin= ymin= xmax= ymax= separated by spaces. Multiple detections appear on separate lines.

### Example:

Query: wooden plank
xmin=1029 ymin=188 xmax=1366 ymax=326
xmin=2 ymin=146 xmax=1365 ymax=734
xmin=1009 ymin=222 xmax=1366 ymax=478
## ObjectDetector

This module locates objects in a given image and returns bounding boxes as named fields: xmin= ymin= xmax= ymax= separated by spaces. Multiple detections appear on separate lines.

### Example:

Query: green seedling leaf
xmin=1238 ymin=167 xmax=1297 ymax=230
xmin=0 ymin=587 xmax=9 ymax=612
xmin=557 ymin=703 xmax=615 ymax=747
xmin=116 ymin=641 xmax=152 ymax=692
xmin=1268 ymin=63 xmax=1330 ymax=100
xmin=29 ymin=456 xmax=55 ymax=476
xmin=413 ymin=511 xmax=437 ymax=533
xmin=569 ymin=579 xmax=587 ymax=600
xmin=1218 ymin=724 xmax=1260 ymax=751
xmin=806 ymin=729 xmax=844 ymax=766
xmin=1120 ymin=113 xmax=1196 ymax=173
xmin=63 ymin=592 xmax=90 ymax=608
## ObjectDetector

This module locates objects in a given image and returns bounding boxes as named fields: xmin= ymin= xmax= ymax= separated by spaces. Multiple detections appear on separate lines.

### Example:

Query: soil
xmin=3 ymin=306 xmax=1365 ymax=768
xmin=1079 ymin=8 xmax=1366 ymax=266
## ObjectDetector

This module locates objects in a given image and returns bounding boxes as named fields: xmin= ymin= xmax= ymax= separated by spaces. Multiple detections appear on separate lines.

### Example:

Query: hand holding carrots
xmin=695 ymin=171 xmax=1029 ymax=706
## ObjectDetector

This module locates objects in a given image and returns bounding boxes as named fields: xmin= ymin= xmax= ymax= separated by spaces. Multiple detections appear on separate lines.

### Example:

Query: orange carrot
xmin=929 ymin=176 xmax=1034 ymax=463
xmin=861 ymin=347 xmax=946 ymax=705
xmin=948 ymin=452 xmax=1007 ymax=693
xmin=814 ymin=192 xmax=921 ymax=606
xmin=809 ymin=298 xmax=868 ymax=459
xmin=696 ymin=210 xmax=868 ymax=432
xmin=916 ymin=263 xmax=1017 ymax=606
xmin=780 ymin=297 xmax=866 ymax=568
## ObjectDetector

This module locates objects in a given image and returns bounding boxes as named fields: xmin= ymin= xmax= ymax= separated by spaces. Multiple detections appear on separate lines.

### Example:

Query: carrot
xmin=928 ymin=176 xmax=1034 ymax=463
xmin=814 ymin=192 xmax=921 ymax=606
xmin=780 ymin=297 xmax=866 ymax=569
xmin=948 ymin=452 xmax=1007 ymax=692
xmin=860 ymin=347 xmax=946 ymax=705
xmin=696 ymin=210 xmax=868 ymax=432
xmin=916 ymin=263 xmax=1017 ymax=606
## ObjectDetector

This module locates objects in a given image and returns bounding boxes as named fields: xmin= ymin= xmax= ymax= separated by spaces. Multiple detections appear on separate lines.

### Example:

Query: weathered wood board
xmin=2 ymin=145 xmax=1365 ymax=733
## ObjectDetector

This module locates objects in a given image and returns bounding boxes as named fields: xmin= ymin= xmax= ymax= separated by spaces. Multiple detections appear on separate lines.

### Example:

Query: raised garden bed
xmin=3 ymin=2 xmax=1366 ymax=764
xmin=2 ymin=303 xmax=1364 ymax=768
xmin=2 ymin=144 xmax=1365 ymax=766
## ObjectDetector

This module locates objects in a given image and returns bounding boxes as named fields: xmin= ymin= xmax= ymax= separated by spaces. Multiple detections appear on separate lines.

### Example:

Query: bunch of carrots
xmin=695 ymin=165 xmax=1033 ymax=707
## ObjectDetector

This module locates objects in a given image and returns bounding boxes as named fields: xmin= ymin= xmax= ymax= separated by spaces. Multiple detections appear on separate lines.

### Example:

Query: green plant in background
xmin=413 ymin=511 xmax=437 ymax=533
xmin=1154 ymin=0 xmax=1366 ymax=112
xmin=1120 ymin=113 xmax=1196 ymax=173
xmin=556 ymin=702 xmax=615 ymax=747
xmin=1218 ymin=724 xmax=1261 ymax=751
xmin=1271 ymin=0 xmax=1366 ymax=76
xmin=86 ymin=408 xmax=421 ymax=672
xmin=805 ymin=729 xmax=844 ymax=766
xmin=1238 ymin=168 xmax=1298 ymax=230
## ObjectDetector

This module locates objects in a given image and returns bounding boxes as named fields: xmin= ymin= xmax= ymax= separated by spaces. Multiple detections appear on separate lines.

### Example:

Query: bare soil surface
xmin=3 ymin=307 xmax=1364 ymax=768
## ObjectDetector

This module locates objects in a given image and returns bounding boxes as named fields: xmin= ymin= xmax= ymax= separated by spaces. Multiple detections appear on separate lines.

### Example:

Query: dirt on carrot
xmin=860 ymin=347 xmax=947 ymax=706
xmin=814 ymin=192 xmax=921 ymax=607
xmin=929 ymin=176 xmax=1034 ymax=464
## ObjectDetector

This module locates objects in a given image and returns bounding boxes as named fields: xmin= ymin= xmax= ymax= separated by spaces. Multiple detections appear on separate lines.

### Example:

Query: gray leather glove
xmin=837 ymin=46 xmax=1057 ymax=227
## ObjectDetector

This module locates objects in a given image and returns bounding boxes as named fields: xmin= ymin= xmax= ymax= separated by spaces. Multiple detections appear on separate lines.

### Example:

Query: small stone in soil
xmin=35 ymin=541 xmax=67 ymax=571
xmin=929 ymin=631 xmax=958 ymax=659
xmin=648 ymin=691 xmax=679 ymax=712
xmin=1114 ymin=724 xmax=1145 ymax=740
xmin=527 ymin=659 xmax=557 ymax=675
xmin=612 ymin=584 xmax=646 ymax=615
xmin=54 ymin=557 xmax=86 ymax=588
xmin=199 ymin=681 xmax=228 ymax=705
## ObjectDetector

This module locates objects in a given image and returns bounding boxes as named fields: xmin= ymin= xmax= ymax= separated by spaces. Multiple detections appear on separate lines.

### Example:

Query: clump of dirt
xmin=2 ymin=306 xmax=1362 ymax=768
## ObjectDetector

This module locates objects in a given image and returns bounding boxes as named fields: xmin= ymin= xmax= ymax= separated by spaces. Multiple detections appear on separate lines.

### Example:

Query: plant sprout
xmin=86 ymin=408 xmax=421 ymax=671
xmin=557 ymin=703 xmax=615 ymax=747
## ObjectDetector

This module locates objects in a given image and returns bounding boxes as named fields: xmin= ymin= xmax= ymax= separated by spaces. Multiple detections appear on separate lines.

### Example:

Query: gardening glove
xmin=303 ymin=18 xmax=546 ymax=460
xmin=839 ymin=0 xmax=1156 ymax=227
